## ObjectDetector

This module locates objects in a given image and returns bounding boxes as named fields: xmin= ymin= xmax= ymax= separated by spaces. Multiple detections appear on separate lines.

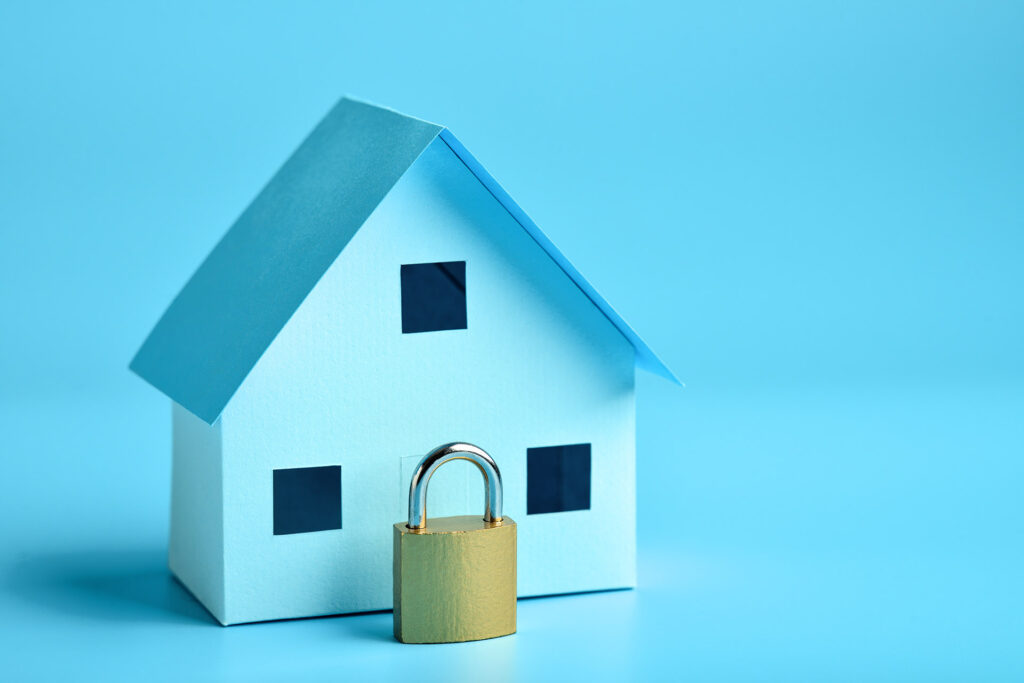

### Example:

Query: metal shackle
xmin=407 ymin=442 xmax=503 ymax=530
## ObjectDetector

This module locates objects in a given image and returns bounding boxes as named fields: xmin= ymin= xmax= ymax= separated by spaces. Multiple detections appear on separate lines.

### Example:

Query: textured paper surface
xmin=130 ymin=98 xmax=676 ymax=427
xmin=438 ymin=129 xmax=679 ymax=385
xmin=208 ymin=138 xmax=636 ymax=623
xmin=169 ymin=403 xmax=226 ymax=624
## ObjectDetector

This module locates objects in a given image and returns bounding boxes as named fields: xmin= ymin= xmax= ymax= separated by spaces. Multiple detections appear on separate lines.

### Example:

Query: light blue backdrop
xmin=1 ymin=1 xmax=1021 ymax=681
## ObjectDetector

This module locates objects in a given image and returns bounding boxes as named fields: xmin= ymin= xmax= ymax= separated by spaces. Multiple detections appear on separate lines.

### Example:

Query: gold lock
xmin=393 ymin=442 xmax=517 ymax=644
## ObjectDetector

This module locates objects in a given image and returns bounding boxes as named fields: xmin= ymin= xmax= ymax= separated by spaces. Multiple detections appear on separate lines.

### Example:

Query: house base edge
xmin=192 ymin=583 xmax=637 ymax=627
xmin=168 ymin=560 xmax=229 ymax=626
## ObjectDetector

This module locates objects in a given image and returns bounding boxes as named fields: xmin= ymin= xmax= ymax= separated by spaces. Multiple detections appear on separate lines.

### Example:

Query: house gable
xmin=130 ymin=98 xmax=677 ymax=427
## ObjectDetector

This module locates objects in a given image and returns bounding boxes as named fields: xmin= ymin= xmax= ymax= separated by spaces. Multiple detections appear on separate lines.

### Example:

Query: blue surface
xmin=1 ymin=1 xmax=1022 ymax=681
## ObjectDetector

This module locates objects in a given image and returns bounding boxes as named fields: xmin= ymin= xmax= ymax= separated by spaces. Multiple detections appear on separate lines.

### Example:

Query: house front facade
xmin=132 ymin=99 xmax=675 ymax=625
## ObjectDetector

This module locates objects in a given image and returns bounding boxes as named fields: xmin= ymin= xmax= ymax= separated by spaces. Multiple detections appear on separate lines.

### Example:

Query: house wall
xmin=169 ymin=402 xmax=226 ymax=623
xmin=218 ymin=137 xmax=636 ymax=624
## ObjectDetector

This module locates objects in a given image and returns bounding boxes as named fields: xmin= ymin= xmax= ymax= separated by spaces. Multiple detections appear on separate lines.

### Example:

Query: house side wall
xmin=169 ymin=402 xmax=226 ymax=623
xmin=220 ymin=137 xmax=635 ymax=624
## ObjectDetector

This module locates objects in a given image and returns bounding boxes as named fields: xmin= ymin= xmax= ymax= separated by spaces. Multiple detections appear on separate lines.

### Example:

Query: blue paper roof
xmin=131 ymin=97 xmax=679 ymax=424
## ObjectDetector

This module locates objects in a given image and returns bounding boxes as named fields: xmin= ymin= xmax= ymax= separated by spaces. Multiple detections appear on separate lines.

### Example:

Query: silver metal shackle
xmin=407 ymin=442 xmax=503 ymax=530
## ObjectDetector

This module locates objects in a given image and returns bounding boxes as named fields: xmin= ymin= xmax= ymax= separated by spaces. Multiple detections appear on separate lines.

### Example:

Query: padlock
xmin=393 ymin=442 xmax=517 ymax=644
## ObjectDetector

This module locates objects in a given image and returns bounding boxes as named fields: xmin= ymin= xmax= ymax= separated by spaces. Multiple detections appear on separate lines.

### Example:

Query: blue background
xmin=1 ymin=1 xmax=1021 ymax=680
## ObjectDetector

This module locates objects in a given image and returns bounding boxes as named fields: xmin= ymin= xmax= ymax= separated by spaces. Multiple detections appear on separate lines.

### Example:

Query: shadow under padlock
xmin=393 ymin=442 xmax=517 ymax=644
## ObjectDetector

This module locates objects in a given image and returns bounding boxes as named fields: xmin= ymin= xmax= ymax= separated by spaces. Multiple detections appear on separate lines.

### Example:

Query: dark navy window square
xmin=527 ymin=443 xmax=591 ymax=515
xmin=273 ymin=465 xmax=342 ymax=535
xmin=401 ymin=261 xmax=467 ymax=334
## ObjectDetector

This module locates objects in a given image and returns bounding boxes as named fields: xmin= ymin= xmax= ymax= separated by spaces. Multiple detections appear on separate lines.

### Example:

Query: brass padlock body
xmin=393 ymin=514 xmax=517 ymax=644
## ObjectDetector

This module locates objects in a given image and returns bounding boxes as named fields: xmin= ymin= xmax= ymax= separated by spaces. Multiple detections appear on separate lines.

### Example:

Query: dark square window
xmin=527 ymin=444 xmax=591 ymax=515
xmin=273 ymin=465 xmax=342 ymax=535
xmin=400 ymin=261 xmax=467 ymax=334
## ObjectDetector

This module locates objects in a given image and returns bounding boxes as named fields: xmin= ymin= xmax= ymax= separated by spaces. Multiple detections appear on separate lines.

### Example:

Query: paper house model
xmin=130 ymin=97 xmax=678 ymax=625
